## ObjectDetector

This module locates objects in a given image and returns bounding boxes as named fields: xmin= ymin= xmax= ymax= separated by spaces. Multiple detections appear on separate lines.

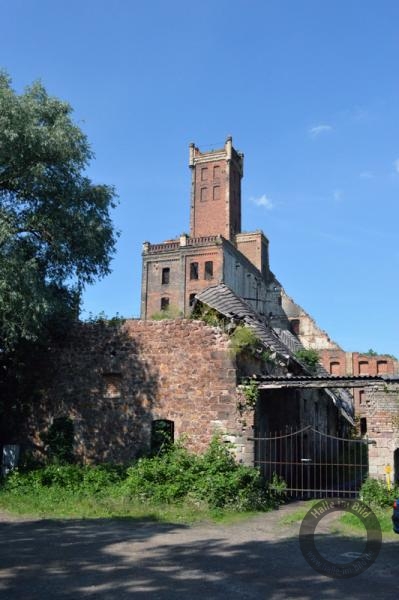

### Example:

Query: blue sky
xmin=2 ymin=1 xmax=399 ymax=356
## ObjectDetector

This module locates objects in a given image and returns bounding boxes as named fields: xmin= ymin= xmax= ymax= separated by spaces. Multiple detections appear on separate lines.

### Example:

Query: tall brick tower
xmin=189 ymin=136 xmax=244 ymax=240
xmin=141 ymin=137 xmax=275 ymax=320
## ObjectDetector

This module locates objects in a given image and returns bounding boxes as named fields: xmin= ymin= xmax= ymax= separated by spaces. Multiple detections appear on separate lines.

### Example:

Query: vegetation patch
xmin=294 ymin=348 xmax=320 ymax=373
xmin=0 ymin=438 xmax=285 ymax=522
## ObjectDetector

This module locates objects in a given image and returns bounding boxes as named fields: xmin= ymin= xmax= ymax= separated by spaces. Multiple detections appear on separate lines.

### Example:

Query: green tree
xmin=0 ymin=73 xmax=118 ymax=350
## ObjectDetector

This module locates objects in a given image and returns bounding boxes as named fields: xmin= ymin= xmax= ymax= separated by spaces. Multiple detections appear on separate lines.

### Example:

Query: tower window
xmin=200 ymin=187 xmax=208 ymax=202
xmin=160 ymin=297 xmax=169 ymax=311
xmin=204 ymin=261 xmax=213 ymax=280
xmin=190 ymin=262 xmax=199 ymax=280
xmin=213 ymin=165 xmax=220 ymax=179
xmin=161 ymin=267 xmax=170 ymax=284
xmin=213 ymin=185 xmax=220 ymax=201
xmin=201 ymin=167 xmax=208 ymax=181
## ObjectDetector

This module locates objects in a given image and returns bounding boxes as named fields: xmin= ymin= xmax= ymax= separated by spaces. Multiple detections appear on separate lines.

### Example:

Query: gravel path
xmin=0 ymin=502 xmax=398 ymax=599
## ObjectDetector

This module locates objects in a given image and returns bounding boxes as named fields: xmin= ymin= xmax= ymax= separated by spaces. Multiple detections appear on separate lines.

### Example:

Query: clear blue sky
xmin=2 ymin=1 xmax=399 ymax=356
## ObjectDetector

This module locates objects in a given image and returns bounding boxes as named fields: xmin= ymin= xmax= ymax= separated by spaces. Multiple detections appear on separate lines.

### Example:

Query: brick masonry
xmin=19 ymin=319 xmax=255 ymax=465
xmin=364 ymin=383 xmax=399 ymax=480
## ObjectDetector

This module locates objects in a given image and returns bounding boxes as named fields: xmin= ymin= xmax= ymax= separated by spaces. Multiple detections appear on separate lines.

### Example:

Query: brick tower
xmin=141 ymin=137 xmax=274 ymax=320
xmin=189 ymin=136 xmax=244 ymax=240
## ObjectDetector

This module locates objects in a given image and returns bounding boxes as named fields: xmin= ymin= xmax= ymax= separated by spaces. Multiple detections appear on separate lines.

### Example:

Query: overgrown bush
xmin=1 ymin=438 xmax=280 ymax=515
xmin=360 ymin=477 xmax=399 ymax=508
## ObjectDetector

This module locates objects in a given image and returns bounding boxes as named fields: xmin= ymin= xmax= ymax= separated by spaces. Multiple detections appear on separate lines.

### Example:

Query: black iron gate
xmin=253 ymin=426 xmax=369 ymax=498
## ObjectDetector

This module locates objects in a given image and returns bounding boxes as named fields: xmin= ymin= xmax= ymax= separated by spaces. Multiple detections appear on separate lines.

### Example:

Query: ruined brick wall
xmin=21 ymin=319 xmax=253 ymax=464
xmin=319 ymin=350 xmax=399 ymax=412
xmin=364 ymin=383 xmax=399 ymax=481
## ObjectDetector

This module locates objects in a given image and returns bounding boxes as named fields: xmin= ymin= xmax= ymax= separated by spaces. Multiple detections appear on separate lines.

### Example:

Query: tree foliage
xmin=0 ymin=72 xmax=118 ymax=349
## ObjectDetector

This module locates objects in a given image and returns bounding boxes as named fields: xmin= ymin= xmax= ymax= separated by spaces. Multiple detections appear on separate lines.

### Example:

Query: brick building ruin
xmin=3 ymin=137 xmax=399 ymax=490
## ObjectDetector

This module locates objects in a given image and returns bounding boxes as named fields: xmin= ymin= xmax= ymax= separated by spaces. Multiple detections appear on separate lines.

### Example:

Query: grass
xmin=0 ymin=489 xmax=264 ymax=524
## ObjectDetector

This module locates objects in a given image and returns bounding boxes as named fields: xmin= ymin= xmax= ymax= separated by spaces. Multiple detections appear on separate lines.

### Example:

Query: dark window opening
xmin=190 ymin=262 xmax=199 ymax=280
xmin=162 ymin=267 xmax=170 ymax=285
xmin=189 ymin=293 xmax=196 ymax=306
xmin=291 ymin=319 xmax=300 ymax=335
xmin=204 ymin=261 xmax=213 ymax=280
xmin=151 ymin=419 xmax=174 ymax=455
xmin=360 ymin=418 xmax=367 ymax=436
xmin=161 ymin=297 xmax=169 ymax=311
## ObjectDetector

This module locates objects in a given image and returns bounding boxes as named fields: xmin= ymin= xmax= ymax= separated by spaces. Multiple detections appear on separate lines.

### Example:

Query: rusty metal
xmin=252 ymin=426 xmax=370 ymax=498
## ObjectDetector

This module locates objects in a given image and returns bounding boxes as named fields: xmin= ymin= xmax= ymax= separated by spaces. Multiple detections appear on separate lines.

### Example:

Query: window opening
xmin=151 ymin=419 xmax=174 ymax=455
xmin=162 ymin=267 xmax=170 ymax=285
xmin=204 ymin=261 xmax=213 ymax=280
xmin=161 ymin=297 xmax=169 ymax=311
xmin=190 ymin=262 xmax=199 ymax=280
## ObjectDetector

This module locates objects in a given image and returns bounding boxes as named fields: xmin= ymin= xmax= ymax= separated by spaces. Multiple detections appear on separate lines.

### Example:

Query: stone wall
xmin=364 ymin=383 xmax=399 ymax=481
xmin=18 ymin=319 xmax=254 ymax=464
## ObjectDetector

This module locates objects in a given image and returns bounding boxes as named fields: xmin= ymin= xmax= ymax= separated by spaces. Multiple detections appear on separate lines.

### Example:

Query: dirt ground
xmin=0 ymin=502 xmax=398 ymax=599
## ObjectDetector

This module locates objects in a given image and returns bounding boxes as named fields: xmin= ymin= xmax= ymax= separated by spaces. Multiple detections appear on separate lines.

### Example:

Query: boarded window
xmin=151 ymin=419 xmax=174 ymax=454
xmin=213 ymin=185 xmax=220 ymax=200
xmin=190 ymin=262 xmax=199 ymax=280
xmin=213 ymin=165 xmax=220 ymax=179
xmin=201 ymin=167 xmax=208 ymax=181
xmin=204 ymin=261 xmax=213 ymax=280
xmin=330 ymin=361 xmax=340 ymax=375
xmin=103 ymin=373 xmax=122 ymax=398
xmin=160 ymin=297 xmax=169 ymax=311
xmin=377 ymin=360 xmax=388 ymax=374
xmin=290 ymin=319 xmax=300 ymax=335
xmin=359 ymin=361 xmax=369 ymax=375
xmin=200 ymin=187 xmax=208 ymax=202
xmin=161 ymin=267 xmax=170 ymax=284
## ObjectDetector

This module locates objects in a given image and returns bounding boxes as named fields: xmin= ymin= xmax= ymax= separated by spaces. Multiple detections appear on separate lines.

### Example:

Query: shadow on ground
xmin=0 ymin=513 xmax=399 ymax=599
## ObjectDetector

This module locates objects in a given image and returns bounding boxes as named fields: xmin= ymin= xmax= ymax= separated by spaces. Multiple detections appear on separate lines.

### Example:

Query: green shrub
xmin=123 ymin=444 xmax=199 ymax=503
xmin=360 ymin=477 xmax=399 ymax=508
xmin=1 ymin=438 xmax=279 ymax=516
xmin=41 ymin=417 xmax=74 ymax=464
xmin=294 ymin=349 xmax=320 ymax=373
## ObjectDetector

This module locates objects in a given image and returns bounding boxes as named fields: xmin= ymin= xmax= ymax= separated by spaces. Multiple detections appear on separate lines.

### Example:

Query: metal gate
xmin=253 ymin=426 xmax=369 ymax=498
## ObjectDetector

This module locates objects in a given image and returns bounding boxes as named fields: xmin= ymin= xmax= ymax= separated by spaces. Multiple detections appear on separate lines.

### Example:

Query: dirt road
xmin=0 ymin=503 xmax=398 ymax=599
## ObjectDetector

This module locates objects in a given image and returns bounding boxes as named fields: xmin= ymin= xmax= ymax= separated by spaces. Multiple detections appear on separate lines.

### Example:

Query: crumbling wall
xmin=364 ymin=383 xmax=399 ymax=481
xmin=16 ymin=319 xmax=254 ymax=464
